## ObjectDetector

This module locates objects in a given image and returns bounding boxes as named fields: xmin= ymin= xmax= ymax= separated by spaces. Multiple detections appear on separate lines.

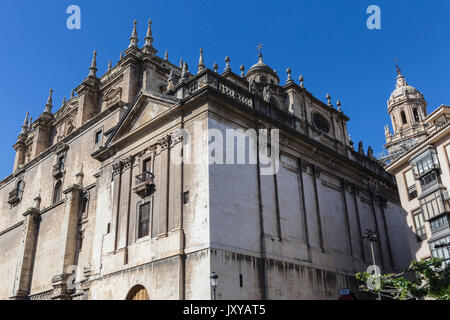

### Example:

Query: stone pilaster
xmin=10 ymin=207 xmax=40 ymax=300
xmin=75 ymin=78 xmax=100 ymax=127
xmin=31 ymin=118 xmax=52 ymax=159
xmin=50 ymin=184 xmax=82 ymax=300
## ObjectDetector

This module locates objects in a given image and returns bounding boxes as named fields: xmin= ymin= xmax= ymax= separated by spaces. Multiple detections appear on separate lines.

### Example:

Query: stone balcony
xmin=132 ymin=171 xmax=155 ymax=198
xmin=52 ymin=164 xmax=64 ymax=179
xmin=8 ymin=189 xmax=20 ymax=206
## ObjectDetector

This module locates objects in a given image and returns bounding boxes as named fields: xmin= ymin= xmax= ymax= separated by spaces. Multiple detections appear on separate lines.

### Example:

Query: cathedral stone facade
xmin=0 ymin=20 xmax=413 ymax=300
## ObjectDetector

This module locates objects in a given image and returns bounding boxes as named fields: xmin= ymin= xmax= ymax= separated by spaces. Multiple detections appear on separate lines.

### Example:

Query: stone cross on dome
xmin=394 ymin=58 xmax=402 ymax=75
xmin=257 ymin=43 xmax=263 ymax=61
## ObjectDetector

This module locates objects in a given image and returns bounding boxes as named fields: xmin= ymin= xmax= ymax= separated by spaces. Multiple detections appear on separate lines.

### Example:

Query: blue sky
xmin=0 ymin=0 xmax=449 ymax=179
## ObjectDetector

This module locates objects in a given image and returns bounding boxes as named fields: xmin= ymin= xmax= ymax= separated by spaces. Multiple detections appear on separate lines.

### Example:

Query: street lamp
xmin=210 ymin=272 xmax=218 ymax=300
xmin=363 ymin=229 xmax=381 ymax=301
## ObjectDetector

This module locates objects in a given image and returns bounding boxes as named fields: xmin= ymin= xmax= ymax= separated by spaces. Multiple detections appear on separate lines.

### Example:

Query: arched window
xmin=16 ymin=180 xmax=22 ymax=195
xmin=126 ymin=285 xmax=149 ymax=300
xmin=413 ymin=108 xmax=420 ymax=122
xmin=53 ymin=180 xmax=62 ymax=204
xmin=401 ymin=111 xmax=407 ymax=125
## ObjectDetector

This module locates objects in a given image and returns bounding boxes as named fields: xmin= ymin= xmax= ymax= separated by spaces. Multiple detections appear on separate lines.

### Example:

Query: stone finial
xmin=358 ymin=141 xmax=364 ymax=155
xmin=197 ymin=49 xmax=205 ymax=74
xmin=286 ymin=67 xmax=292 ymax=82
xmin=62 ymin=97 xmax=66 ymax=106
xmin=326 ymin=93 xmax=332 ymax=107
xmin=240 ymin=65 xmax=245 ymax=77
xmin=23 ymin=112 xmax=29 ymax=127
xmin=89 ymin=50 xmax=98 ymax=77
xmin=213 ymin=63 xmax=218 ymax=73
xmin=107 ymin=60 xmax=112 ymax=71
xmin=19 ymin=111 xmax=29 ymax=136
xmin=179 ymin=58 xmax=183 ymax=69
xmin=71 ymin=89 xmax=75 ymax=99
xmin=180 ymin=62 xmax=189 ymax=82
xmin=224 ymin=56 xmax=231 ymax=71
xmin=367 ymin=146 xmax=374 ymax=159
xmin=29 ymin=116 xmax=32 ymax=130
xmin=33 ymin=194 xmax=41 ymax=210
xmin=299 ymin=75 xmax=304 ymax=88
xmin=164 ymin=50 xmax=168 ymax=61
xmin=120 ymin=51 xmax=124 ymax=60
xmin=44 ymin=89 xmax=53 ymax=113
xmin=129 ymin=20 xmax=139 ymax=48
xmin=336 ymin=100 xmax=342 ymax=112
xmin=144 ymin=19 xmax=153 ymax=47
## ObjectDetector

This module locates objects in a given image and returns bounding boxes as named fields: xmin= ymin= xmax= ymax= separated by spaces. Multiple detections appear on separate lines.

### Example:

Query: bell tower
xmin=384 ymin=66 xmax=428 ymax=158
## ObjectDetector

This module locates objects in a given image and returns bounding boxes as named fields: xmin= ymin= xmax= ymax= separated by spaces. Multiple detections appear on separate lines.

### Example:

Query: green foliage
xmin=356 ymin=258 xmax=450 ymax=300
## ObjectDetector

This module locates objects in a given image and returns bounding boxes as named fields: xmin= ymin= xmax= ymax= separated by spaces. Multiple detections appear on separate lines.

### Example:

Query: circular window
xmin=312 ymin=113 xmax=330 ymax=134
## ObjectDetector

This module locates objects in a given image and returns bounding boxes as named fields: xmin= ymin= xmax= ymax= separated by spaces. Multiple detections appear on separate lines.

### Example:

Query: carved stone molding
xmin=312 ymin=165 xmax=321 ymax=178
xmin=50 ymin=274 xmax=71 ymax=300
xmin=299 ymin=159 xmax=309 ymax=172
xmin=158 ymin=135 xmax=171 ymax=151
xmin=112 ymin=161 xmax=123 ymax=176
xmin=55 ymin=142 xmax=69 ymax=156
xmin=103 ymin=87 xmax=122 ymax=108
xmin=122 ymin=155 xmax=135 ymax=171
xmin=374 ymin=195 xmax=387 ymax=208
xmin=342 ymin=180 xmax=354 ymax=192
xmin=170 ymin=130 xmax=185 ymax=146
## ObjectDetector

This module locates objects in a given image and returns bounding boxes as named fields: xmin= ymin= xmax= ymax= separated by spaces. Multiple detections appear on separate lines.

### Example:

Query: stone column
xmin=9 ymin=205 xmax=40 ymax=300
xmin=50 ymin=184 xmax=82 ymax=300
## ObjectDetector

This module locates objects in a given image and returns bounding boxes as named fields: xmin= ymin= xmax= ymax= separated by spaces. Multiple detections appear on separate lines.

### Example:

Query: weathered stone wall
xmin=0 ymin=226 xmax=22 ymax=299
xmin=207 ymin=113 xmax=412 ymax=299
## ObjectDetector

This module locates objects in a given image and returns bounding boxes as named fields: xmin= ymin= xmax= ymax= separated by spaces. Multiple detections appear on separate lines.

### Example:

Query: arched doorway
xmin=126 ymin=285 xmax=149 ymax=300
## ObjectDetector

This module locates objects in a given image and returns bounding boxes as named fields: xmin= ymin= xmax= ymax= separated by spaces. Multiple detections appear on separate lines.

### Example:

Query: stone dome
xmin=246 ymin=53 xmax=279 ymax=85
xmin=390 ymin=84 xmax=420 ymax=100
xmin=389 ymin=70 xmax=422 ymax=101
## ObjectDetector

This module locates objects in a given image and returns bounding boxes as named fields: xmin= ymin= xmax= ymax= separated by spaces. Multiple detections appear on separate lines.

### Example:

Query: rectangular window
xmin=430 ymin=214 xmax=449 ymax=233
xmin=143 ymin=159 xmax=152 ymax=173
xmin=430 ymin=236 xmax=450 ymax=270
xmin=411 ymin=148 xmax=440 ymax=178
xmin=412 ymin=210 xmax=426 ymax=241
xmin=420 ymin=190 xmax=448 ymax=220
xmin=138 ymin=202 xmax=151 ymax=239
xmin=405 ymin=170 xmax=417 ymax=200
xmin=420 ymin=170 xmax=439 ymax=190
xmin=95 ymin=130 xmax=102 ymax=144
